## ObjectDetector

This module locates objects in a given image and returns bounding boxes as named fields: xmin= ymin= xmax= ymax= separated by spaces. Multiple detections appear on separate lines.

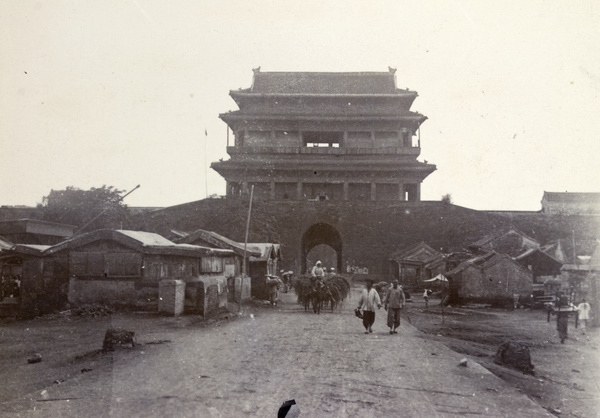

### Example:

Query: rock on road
xmin=9 ymin=289 xmax=550 ymax=417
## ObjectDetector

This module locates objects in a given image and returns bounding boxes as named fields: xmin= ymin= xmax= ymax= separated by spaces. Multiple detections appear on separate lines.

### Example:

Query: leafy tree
xmin=38 ymin=185 xmax=131 ymax=231
xmin=441 ymin=193 xmax=453 ymax=204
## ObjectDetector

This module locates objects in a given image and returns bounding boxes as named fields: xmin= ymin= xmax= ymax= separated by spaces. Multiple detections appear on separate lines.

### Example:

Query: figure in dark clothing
xmin=556 ymin=310 xmax=569 ymax=343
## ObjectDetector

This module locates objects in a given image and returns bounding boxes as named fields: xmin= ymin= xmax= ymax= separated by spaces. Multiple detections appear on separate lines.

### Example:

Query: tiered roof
xmin=246 ymin=70 xmax=411 ymax=95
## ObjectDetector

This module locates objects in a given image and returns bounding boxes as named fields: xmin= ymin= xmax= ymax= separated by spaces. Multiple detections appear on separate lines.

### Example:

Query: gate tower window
xmin=303 ymin=132 xmax=342 ymax=148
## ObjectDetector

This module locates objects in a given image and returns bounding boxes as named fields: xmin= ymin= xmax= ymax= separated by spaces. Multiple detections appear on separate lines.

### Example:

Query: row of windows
xmin=237 ymin=130 xmax=412 ymax=147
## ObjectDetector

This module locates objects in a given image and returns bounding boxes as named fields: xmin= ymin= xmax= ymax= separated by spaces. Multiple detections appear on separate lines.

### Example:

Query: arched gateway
xmin=301 ymin=223 xmax=342 ymax=274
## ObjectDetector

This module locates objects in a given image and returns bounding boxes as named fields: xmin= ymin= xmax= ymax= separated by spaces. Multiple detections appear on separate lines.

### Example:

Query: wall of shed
xmin=18 ymin=256 xmax=69 ymax=315
xmin=250 ymin=261 xmax=269 ymax=300
xmin=456 ymin=260 xmax=532 ymax=306
xmin=235 ymin=275 xmax=252 ymax=302
xmin=68 ymin=277 xmax=141 ymax=305
xmin=65 ymin=243 xmax=232 ymax=309
xmin=184 ymin=276 xmax=228 ymax=318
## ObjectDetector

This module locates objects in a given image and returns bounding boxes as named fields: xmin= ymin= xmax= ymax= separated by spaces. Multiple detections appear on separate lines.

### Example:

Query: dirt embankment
xmin=407 ymin=299 xmax=599 ymax=418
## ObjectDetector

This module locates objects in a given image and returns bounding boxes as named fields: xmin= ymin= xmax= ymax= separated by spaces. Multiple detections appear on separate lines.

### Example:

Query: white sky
xmin=1 ymin=0 xmax=599 ymax=211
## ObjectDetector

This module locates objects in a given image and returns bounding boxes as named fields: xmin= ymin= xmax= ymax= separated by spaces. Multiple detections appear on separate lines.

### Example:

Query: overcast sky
xmin=1 ymin=1 xmax=599 ymax=211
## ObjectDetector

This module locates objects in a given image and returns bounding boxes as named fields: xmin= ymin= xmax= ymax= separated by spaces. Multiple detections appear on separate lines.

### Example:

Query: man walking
xmin=357 ymin=280 xmax=381 ymax=334
xmin=384 ymin=280 xmax=405 ymax=334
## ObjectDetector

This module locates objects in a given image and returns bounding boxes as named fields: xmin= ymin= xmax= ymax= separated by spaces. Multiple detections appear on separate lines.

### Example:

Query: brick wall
xmin=137 ymin=200 xmax=599 ymax=283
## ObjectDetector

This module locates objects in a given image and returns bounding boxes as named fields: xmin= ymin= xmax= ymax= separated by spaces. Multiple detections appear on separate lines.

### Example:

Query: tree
xmin=38 ymin=185 xmax=131 ymax=231
xmin=441 ymin=193 xmax=453 ymax=204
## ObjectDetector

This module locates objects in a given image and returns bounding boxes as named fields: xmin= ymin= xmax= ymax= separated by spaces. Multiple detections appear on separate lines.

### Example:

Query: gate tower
xmin=212 ymin=68 xmax=436 ymax=202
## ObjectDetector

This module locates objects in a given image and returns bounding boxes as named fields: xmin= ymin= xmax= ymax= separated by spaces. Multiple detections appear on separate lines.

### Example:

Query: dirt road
xmin=2 ymin=289 xmax=553 ymax=417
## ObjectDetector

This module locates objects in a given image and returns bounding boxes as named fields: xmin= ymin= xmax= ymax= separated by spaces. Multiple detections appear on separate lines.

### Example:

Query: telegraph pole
xmin=241 ymin=185 xmax=255 ymax=304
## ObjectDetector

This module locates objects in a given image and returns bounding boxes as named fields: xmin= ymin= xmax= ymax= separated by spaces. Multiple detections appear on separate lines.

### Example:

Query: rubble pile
xmin=103 ymin=328 xmax=136 ymax=351
xmin=493 ymin=341 xmax=535 ymax=375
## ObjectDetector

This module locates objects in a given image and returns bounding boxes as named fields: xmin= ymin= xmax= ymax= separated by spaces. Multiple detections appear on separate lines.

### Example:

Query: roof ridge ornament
xmin=388 ymin=66 xmax=397 ymax=74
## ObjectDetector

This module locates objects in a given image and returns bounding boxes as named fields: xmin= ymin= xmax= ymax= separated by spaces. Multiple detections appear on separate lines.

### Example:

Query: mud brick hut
xmin=446 ymin=251 xmax=533 ymax=307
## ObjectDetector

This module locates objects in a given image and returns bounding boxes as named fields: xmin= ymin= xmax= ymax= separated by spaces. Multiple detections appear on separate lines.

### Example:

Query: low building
xmin=447 ymin=251 xmax=533 ymax=307
xmin=5 ymin=229 xmax=242 ymax=317
xmin=541 ymin=191 xmax=600 ymax=215
xmin=388 ymin=242 xmax=445 ymax=289
xmin=515 ymin=248 xmax=562 ymax=284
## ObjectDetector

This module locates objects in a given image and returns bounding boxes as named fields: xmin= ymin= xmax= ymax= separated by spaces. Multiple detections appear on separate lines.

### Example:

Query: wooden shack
xmin=23 ymin=229 xmax=238 ymax=316
xmin=174 ymin=229 xmax=281 ymax=301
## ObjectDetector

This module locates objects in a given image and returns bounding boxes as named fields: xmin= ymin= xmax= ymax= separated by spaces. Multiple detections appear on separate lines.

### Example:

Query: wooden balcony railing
xmin=226 ymin=146 xmax=420 ymax=155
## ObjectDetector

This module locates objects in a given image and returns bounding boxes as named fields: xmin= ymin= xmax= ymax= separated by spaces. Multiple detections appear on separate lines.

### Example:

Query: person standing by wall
xmin=384 ymin=280 xmax=405 ymax=334
xmin=357 ymin=280 xmax=382 ymax=334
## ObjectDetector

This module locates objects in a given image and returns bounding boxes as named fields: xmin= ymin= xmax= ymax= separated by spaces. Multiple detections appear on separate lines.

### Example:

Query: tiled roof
xmin=174 ymin=229 xmax=262 ymax=258
xmin=389 ymin=242 xmax=442 ymax=264
xmin=249 ymin=71 xmax=405 ymax=95
xmin=117 ymin=230 xmax=174 ymax=246
xmin=515 ymin=247 xmax=563 ymax=266
xmin=447 ymin=251 xmax=529 ymax=276
xmin=469 ymin=227 xmax=539 ymax=249
xmin=542 ymin=238 xmax=599 ymax=264
xmin=43 ymin=229 xmax=233 ymax=258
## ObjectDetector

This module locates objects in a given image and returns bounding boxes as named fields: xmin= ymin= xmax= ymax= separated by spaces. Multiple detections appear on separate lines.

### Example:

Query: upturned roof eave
xmin=211 ymin=161 xmax=437 ymax=173
xmin=219 ymin=112 xmax=427 ymax=122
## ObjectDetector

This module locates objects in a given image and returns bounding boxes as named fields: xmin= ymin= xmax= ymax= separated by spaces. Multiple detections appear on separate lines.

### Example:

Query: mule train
xmin=293 ymin=276 xmax=351 ymax=314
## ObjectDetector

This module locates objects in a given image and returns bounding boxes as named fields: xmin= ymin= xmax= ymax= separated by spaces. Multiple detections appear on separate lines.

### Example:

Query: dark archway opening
xmin=301 ymin=223 xmax=342 ymax=274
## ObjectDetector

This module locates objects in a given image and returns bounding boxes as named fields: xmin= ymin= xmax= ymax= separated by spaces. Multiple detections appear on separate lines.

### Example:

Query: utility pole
xmin=241 ymin=185 xmax=255 ymax=304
